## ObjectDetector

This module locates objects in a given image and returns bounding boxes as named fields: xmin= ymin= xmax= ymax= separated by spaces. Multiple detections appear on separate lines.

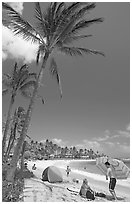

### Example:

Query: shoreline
xmin=26 ymin=159 xmax=130 ymax=202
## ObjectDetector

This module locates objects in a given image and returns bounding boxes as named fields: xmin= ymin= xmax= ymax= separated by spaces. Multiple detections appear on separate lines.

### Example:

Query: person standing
xmin=105 ymin=161 xmax=117 ymax=201
xmin=66 ymin=166 xmax=71 ymax=177
xmin=32 ymin=163 xmax=37 ymax=170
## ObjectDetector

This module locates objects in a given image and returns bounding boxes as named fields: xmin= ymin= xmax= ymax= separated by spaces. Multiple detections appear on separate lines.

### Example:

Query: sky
xmin=2 ymin=1 xmax=130 ymax=158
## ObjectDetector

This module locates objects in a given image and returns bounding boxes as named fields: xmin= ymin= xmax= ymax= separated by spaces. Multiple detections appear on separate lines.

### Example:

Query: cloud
xmin=76 ymin=139 xmax=103 ymax=152
xmin=117 ymin=130 xmax=130 ymax=138
xmin=104 ymin=141 xmax=115 ymax=147
xmin=7 ymin=2 xmax=24 ymax=14
xmin=52 ymin=138 xmax=62 ymax=145
xmin=2 ymin=3 xmax=39 ymax=63
xmin=103 ymin=141 xmax=130 ymax=158
xmin=93 ymin=135 xmax=110 ymax=142
xmin=126 ymin=124 xmax=130 ymax=132
xmin=2 ymin=25 xmax=39 ymax=63
xmin=52 ymin=138 xmax=68 ymax=147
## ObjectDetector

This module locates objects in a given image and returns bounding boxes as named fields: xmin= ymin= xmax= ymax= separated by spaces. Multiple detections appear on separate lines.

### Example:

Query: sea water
xmin=69 ymin=159 xmax=130 ymax=176
xmin=28 ymin=159 xmax=130 ymax=188
xmin=53 ymin=159 xmax=130 ymax=187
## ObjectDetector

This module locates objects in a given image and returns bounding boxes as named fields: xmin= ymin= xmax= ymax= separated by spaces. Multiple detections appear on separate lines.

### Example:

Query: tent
xmin=42 ymin=166 xmax=63 ymax=183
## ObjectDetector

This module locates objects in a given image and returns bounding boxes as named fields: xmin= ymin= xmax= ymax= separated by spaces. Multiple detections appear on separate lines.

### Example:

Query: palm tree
xmin=3 ymin=2 xmax=104 ymax=181
xmin=5 ymin=107 xmax=25 ymax=158
xmin=2 ymin=62 xmax=37 ymax=160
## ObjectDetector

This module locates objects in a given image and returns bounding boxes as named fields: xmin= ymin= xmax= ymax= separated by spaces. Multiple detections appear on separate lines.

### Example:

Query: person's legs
xmin=109 ymin=189 xmax=117 ymax=200
xmin=109 ymin=178 xmax=117 ymax=200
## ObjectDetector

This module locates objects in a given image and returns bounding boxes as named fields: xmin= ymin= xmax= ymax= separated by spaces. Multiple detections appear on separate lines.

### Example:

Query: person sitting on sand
xmin=79 ymin=178 xmax=95 ymax=200
xmin=32 ymin=164 xmax=37 ymax=170
xmin=66 ymin=166 xmax=71 ymax=177
xmin=105 ymin=161 xmax=117 ymax=201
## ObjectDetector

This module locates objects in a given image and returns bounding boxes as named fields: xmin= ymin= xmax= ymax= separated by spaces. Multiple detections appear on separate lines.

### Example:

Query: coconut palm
xmin=2 ymin=62 xmax=37 ymax=160
xmin=3 ymin=2 xmax=104 ymax=181
xmin=5 ymin=107 xmax=26 ymax=159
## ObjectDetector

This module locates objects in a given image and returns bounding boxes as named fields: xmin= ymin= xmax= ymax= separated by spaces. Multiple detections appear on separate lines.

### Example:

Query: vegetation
xmin=23 ymin=139 xmax=106 ymax=160
xmin=2 ymin=63 xmax=37 ymax=161
xmin=2 ymin=165 xmax=34 ymax=202
xmin=3 ymin=2 xmax=104 ymax=182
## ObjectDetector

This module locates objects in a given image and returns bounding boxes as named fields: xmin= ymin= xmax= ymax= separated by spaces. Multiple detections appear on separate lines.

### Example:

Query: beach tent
xmin=42 ymin=166 xmax=63 ymax=183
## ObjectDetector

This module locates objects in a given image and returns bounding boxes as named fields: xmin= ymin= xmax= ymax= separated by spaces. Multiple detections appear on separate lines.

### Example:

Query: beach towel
xmin=95 ymin=192 xmax=106 ymax=198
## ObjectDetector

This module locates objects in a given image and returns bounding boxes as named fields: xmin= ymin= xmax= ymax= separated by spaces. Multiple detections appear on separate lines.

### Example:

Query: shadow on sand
xmin=106 ymin=194 xmax=125 ymax=201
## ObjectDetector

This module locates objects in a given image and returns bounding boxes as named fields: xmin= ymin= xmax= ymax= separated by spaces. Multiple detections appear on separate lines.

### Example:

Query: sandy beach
xmin=22 ymin=159 xmax=130 ymax=202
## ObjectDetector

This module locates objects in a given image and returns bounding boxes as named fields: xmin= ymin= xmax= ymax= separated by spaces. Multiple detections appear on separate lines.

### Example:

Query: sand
xmin=22 ymin=159 xmax=130 ymax=202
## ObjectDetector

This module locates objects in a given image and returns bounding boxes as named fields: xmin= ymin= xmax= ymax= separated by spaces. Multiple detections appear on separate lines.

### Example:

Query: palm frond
xmin=12 ymin=62 xmax=18 ymax=81
xmin=28 ymin=73 xmax=37 ymax=80
xmin=37 ymin=95 xmax=45 ymax=104
xmin=55 ymin=3 xmax=97 ymax=44
xmin=2 ymin=75 xmax=13 ymax=88
xmin=19 ymin=80 xmax=36 ymax=91
xmin=2 ymin=89 xmax=9 ymax=96
xmin=55 ymin=2 xmax=65 ymax=20
xmin=49 ymin=58 xmax=62 ymax=98
xmin=50 ymin=2 xmax=84 ymax=45
xmin=36 ymin=44 xmax=46 ymax=64
xmin=36 ymin=49 xmax=41 ymax=65
xmin=20 ymin=89 xmax=33 ymax=99
xmin=3 ymin=73 xmax=12 ymax=80
xmin=62 ymin=34 xmax=92 ymax=44
xmin=2 ymin=2 xmax=41 ymax=43
xmin=72 ymin=18 xmax=104 ymax=34
xmin=19 ymin=64 xmax=28 ymax=73
xmin=58 ymin=46 xmax=105 ymax=57
xmin=41 ymin=98 xmax=45 ymax=104
xmin=19 ymin=72 xmax=37 ymax=87
xmin=34 ymin=2 xmax=47 ymax=40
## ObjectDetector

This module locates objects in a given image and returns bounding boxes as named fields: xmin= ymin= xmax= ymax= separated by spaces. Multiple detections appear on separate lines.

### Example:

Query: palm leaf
xmin=34 ymin=2 xmax=48 ymax=40
xmin=37 ymin=95 xmax=45 ymax=104
xmin=2 ymin=89 xmax=9 ymax=96
xmin=58 ymin=46 xmax=105 ymax=57
xmin=12 ymin=62 xmax=18 ymax=81
xmin=50 ymin=2 xmax=85 ymax=45
xmin=19 ymin=72 xmax=37 ymax=87
xmin=20 ymin=89 xmax=33 ymax=99
xmin=36 ymin=49 xmax=41 ymax=65
xmin=55 ymin=3 xmax=96 ymax=44
xmin=2 ymin=2 xmax=41 ymax=43
xmin=55 ymin=2 xmax=65 ymax=21
xmin=71 ymin=18 xmax=104 ymax=34
xmin=49 ymin=58 xmax=62 ymax=98
xmin=62 ymin=34 xmax=92 ymax=44
xmin=19 ymin=80 xmax=36 ymax=91
xmin=2 ymin=75 xmax=13 ymax=88
xmin=36 ymin=44 xmax=46 ymax=64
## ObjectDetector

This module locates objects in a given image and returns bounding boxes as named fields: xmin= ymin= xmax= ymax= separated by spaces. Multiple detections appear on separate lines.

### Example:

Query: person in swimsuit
xmin=105 ymin=161 xmax=117 ymax=201
xmin=79 ymin=178 xmax=95 ymax=200
xmin=66 ymin=166 xmax=71 ymax=177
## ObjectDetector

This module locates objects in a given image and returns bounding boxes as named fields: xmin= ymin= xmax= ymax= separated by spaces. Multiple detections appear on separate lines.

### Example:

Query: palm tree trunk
xmin=6 ymin=52 xmax=49 ymax=182
xmin=2 ymin=95 xmax=15 ymax=161
xmin=6 ymin=122 xmax=17 ymax=158
xmin=20 ymin=141 xmax=26 ymax=179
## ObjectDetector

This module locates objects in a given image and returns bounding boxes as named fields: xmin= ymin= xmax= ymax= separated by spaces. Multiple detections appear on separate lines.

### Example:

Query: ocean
xmin=52 ymin=159 xmax=130 ymax=188
xmin=68 ymin=159 xmax=130 ymax=176
xmin=28 ymin=158 xmax=130 ymax=188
